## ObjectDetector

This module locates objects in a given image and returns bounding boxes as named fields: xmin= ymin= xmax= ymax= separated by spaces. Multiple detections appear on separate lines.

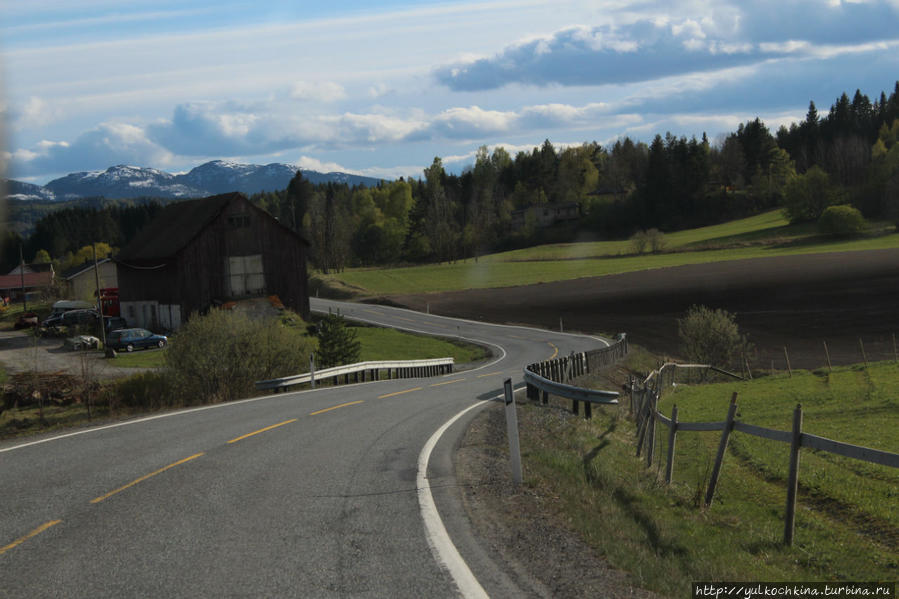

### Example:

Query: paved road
xmin=1 ymin=298 xmax=607 ymax=598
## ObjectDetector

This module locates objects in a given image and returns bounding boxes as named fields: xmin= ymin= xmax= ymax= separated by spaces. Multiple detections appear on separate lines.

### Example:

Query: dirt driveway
xmin=390 ymin=248 xmax=899 ymax=370
xmin=0 ymin=330 xmax=149 ymax=380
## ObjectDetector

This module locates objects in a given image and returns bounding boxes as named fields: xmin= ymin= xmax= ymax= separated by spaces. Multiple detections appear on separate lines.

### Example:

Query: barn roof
xmin=116 ymin=192 xmax=308 ymax=265
xmin=116 ymin=193 xmax=234 ymax=263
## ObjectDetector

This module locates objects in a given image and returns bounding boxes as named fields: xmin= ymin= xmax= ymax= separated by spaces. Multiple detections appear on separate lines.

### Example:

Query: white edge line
xmin=417 ymin=398 xmax=496 ymax=599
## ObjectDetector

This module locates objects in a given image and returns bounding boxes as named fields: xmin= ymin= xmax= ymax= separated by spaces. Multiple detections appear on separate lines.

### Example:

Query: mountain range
xmin=4 ymin=160 xmax=385 ymax=202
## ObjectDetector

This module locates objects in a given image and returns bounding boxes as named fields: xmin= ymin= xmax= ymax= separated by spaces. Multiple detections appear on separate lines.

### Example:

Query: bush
xmin=164 ymin=309 xmax=316 ymax=404
xmin=646 ymin=228 xmax=666 ymax=253
xmin=817 ymin=204 xmax=867 ymax=237
xmin=783 ymin=166 xmax=842 ymax=223
xmin=678 ymin=305 xmax=750 ymax=369
xmin=629 ymin=230 xmax=648 ymax=254
xmin=315 ymin=312 xmax=361 ymax=368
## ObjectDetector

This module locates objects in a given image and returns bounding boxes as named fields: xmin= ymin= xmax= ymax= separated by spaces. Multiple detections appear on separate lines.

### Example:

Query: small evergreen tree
xmin=315 ymin=312 xmax=361 ymax=368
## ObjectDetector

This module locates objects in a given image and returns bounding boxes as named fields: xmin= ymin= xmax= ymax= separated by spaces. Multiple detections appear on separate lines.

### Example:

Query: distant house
xmin=62 ymin=258 xmax=117 ymax=301
xmin=115 ymin=192 xmax=309 ymax=330
xmin=510 ymin=202 xmax=581 ymax=230
xmin=0 ymin=263 xmax=55 ymax=302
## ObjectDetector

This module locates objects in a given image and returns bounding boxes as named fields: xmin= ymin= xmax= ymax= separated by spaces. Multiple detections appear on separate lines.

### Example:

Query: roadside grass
xmin=327 ymin=212 xmax=899 ymax=295
xmin=107 ymin=348 xmax=168 ymax=368
xmin=354 ymin=325 xmax=489 ymax=364
xmin=515 ymin=355 xmax=898 ymax=596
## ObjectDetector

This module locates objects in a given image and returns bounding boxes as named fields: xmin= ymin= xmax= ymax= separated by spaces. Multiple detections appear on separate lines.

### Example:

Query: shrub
xmin=629 ymin=230 xmax=648 ymax=254
xmin=678 ymin=305 xmax=750 ymax=369
xmin=164 ymin=309 xmax=316 ymax=404
xmin=315 ymin=312 xmax=361 ymax=368
xmin=817 ymin=204 xmax=867 ymax=237
xmin=782 ymin=166 xmax=842 ymax=223
xmin=646 ymin=228 xmax=667 ymax=253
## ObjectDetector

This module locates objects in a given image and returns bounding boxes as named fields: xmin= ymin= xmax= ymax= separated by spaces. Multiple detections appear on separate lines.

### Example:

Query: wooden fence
xmin=630 ymin=363 xmax=899 ymax=545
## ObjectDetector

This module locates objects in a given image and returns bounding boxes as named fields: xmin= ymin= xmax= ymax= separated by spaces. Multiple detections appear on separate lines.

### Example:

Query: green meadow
xmin=517 ymin=358 xmax=898 ymax=596
xmin=324 ymin=210 xmax=899 ymax=295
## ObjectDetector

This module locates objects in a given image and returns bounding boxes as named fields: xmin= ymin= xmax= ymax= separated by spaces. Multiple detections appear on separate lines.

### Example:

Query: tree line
xmin=7 ymin=82 xmax=899 ymax=275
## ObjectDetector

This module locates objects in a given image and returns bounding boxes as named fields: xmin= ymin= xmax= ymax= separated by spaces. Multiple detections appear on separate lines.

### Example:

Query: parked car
xmin=106 ymin=328 xmax=167 ymax=352
xmin=42 ymin=308 xmax=99 ymax=329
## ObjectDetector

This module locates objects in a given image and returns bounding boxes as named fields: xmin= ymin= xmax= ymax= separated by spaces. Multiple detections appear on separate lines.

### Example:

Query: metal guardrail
xmin=522 ymin=334 xmax=627 ymax=418
xmin=523 ymin=368 xmax=619 ymax=405
xmin=256 ymin=357 xmax=454 ymax=392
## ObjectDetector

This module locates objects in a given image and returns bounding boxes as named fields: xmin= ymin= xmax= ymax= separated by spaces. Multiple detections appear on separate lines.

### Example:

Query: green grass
xmin=514 ymin=356 xmax=898 ymax=597
xmin=108 ymin=348 xmax=168 ymax=368
xmin=325 ymin=211 xmax=899 ymax=295
xmin=354 ymin=325 xmax=489 ymax=363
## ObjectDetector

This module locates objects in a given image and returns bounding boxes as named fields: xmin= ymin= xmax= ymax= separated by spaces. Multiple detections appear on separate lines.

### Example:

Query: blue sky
xmin=2 ymin=0 xmax=898 ymax=184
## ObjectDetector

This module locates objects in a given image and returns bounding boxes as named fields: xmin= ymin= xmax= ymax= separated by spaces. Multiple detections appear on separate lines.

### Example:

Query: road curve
xmin=1 ymin=298 xmax=608 ymax=598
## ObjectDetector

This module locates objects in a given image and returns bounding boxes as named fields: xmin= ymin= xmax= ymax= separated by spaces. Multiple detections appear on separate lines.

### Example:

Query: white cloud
xmin=290 ymin=81 xmax=347 ymax=103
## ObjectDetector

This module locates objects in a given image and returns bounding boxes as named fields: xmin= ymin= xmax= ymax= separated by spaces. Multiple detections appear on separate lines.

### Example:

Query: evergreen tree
xmin=314 ymin=312 xmax=361 ymax=368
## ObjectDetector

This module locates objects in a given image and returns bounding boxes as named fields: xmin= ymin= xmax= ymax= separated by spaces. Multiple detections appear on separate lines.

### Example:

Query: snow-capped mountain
xmin=4 ymin=179 xmax=57 ymax=202
xmin=4 ymin=160 xmax=384 ymax=201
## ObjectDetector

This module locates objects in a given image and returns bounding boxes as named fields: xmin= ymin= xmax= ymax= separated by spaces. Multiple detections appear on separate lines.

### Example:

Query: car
xmin=42 ymin=308 xmax=99 ymax=329
xmin=106 ymin=328 xmax=167 ymax=352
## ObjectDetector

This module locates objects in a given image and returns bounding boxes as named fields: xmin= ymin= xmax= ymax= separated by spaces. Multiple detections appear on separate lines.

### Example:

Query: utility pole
xmin=93 ymin=243 xmax=108 ymax=353
xmin=19 ymin=244 xmax=27 ymax=312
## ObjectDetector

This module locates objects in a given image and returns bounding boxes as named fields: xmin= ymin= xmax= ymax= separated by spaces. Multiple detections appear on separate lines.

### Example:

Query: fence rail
xmin=630 ymin=362 xmax=899 ymax=545
xmin=255 ymin=357 xmax=454 ymax=392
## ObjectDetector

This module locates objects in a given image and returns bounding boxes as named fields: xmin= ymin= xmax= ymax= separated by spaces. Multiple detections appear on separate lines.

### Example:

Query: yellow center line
xmin=227 ymin=419 xmax=298 ymax=444
xmin=90 ymin=453 xmax=205 ymax=504
xmin=430 ymin=379 xmax=466 ymax=387
xmin=476 ymin=371 xmax=506 ymax=378
xmin=547 ymin=342 xmax=559 ymax=360
xmin=378 ymin=387 xmax=423 ymax=399
xmin=362 ymin=309 xmax=380 ymax=315
xmin=0 ymin=520 xmax=62 ymax=556
xmin=394 ymin=316 xmax=418 ymax=323
xmin=310 ymin=400 xmax=364 ymax=416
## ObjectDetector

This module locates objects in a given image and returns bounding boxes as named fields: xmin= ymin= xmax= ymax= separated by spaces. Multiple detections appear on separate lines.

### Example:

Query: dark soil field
xmin=390 ymin=248 xmax=899 ymax=371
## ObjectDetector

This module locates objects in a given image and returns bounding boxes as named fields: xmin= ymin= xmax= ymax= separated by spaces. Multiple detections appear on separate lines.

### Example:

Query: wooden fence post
xmin=784 ymin=404 xmax=803 ymax=546
xmin=824 ymin=340 xmax=832 ymax=372
xmin=705 ymin=392 xmax=739 ymax=507
xmin=893 ymin=333 xmax=898 ymax=363
xmin=859 ymin=338 xmax=869 ymax=369
xmin=783 ymin=347 xmax=792 ymax=378
xmin=666 ymin=405 xmax=678 ymax=484
xmin=646 ymin=391 xmax=658 ymax=467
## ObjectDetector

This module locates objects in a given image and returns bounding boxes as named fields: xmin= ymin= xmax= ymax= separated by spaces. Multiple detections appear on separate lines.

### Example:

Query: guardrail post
xmin=584 ymin=400 xmax=592 ymax=419
xmin=572 ymin=398 xmax=579 ymax=416
xmin=666 ymin=405 xmax=678 ymax=484
xmin=503 ymin=378 xmax=523 ymax=485
xmin=784 ymin=404 xmax=803 ymax=546
xmin=310 ymin=353 xmax=316 ymax=390
xmin=705 ymin=392 xmax=738 ymax=507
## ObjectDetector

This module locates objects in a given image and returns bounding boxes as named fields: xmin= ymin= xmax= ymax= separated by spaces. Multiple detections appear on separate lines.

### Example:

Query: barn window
xmin=227 ymin=254 xmax=265 ymax=296
xmin=228 ymin=213 xmax=250 ymax=228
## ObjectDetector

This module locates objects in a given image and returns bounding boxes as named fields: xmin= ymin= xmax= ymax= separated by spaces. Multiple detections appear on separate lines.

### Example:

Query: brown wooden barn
xmin=115 ymin=192 xmax=309 ymax=330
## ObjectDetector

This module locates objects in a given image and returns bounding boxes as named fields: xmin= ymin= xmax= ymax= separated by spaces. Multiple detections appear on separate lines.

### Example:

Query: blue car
xmin=106 ymin=328 xmax=167 ymax=352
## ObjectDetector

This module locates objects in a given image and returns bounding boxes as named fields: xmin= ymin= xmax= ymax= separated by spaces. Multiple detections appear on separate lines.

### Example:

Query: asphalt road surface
xmin=1 ymin=298 xmax=608 ymax=598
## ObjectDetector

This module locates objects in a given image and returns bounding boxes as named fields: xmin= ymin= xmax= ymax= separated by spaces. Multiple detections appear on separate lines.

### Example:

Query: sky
xmin=1 ymin=0 xmax=898 ymax=184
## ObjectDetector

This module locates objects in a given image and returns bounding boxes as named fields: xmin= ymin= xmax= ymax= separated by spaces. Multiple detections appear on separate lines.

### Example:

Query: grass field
xmin=515 ymin=356 xmax=898 ymax=596
xmin=353 ymin=325 xmax=489 ymax=363
xmin=323 ymin=211 xmax=899 ymax=295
